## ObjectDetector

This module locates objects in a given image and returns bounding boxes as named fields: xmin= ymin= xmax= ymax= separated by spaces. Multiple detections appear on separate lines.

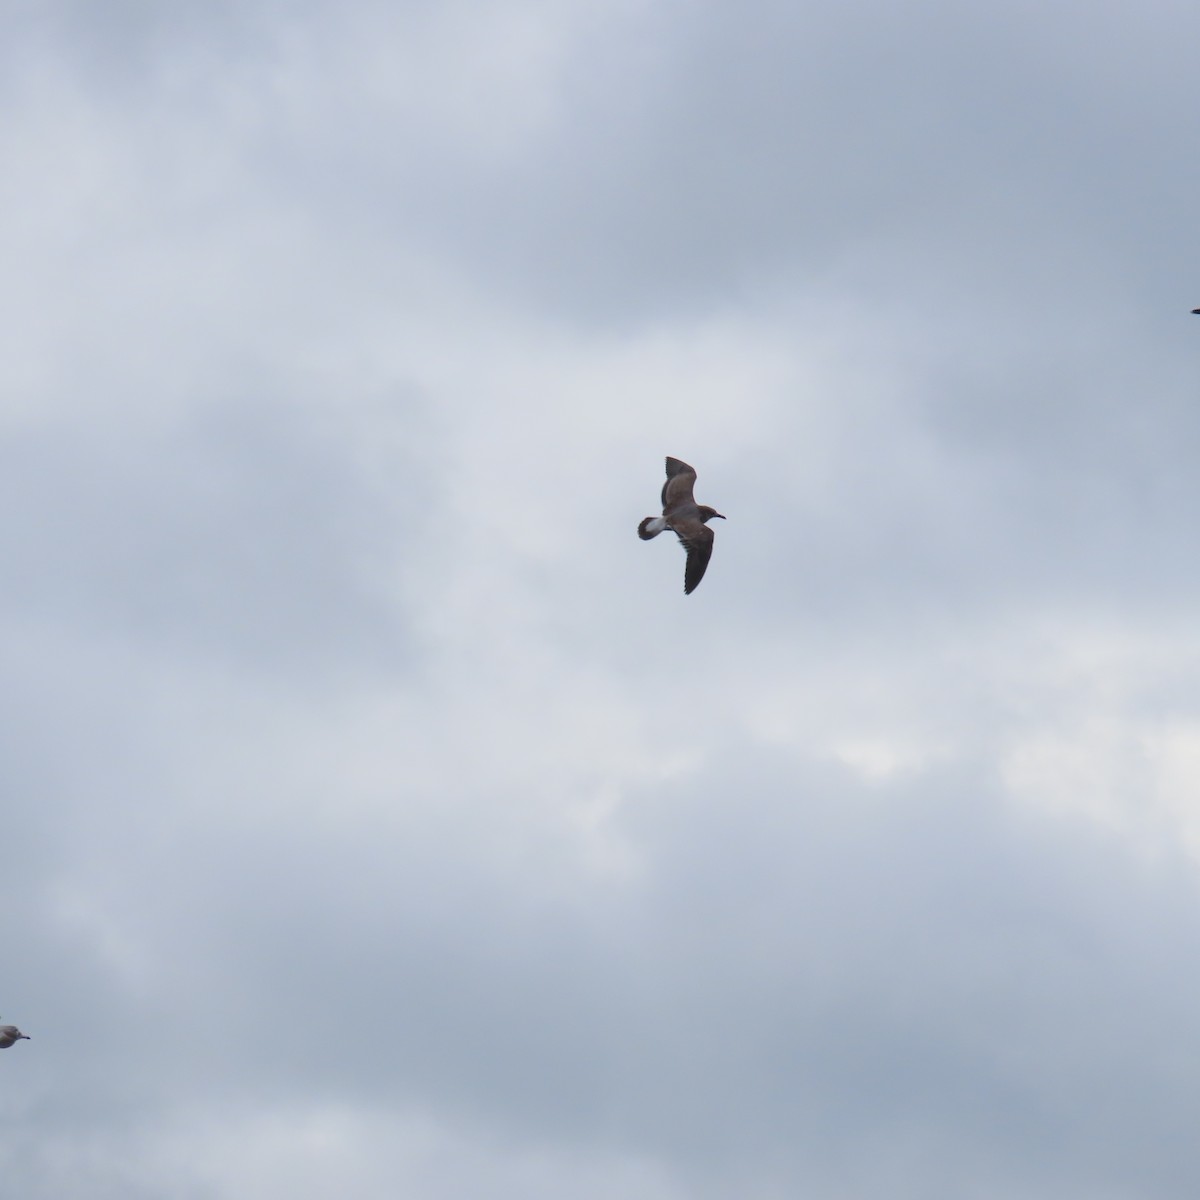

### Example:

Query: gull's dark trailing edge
xmin=638 ymin=457 xmax=725 ymax=594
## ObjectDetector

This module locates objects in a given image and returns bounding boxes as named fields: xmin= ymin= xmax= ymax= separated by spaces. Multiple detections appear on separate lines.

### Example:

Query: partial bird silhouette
xmin=0 ymin=1022 xmax=29 ymax=1049
xmin=638 ymin=457 xmax=726 ymax=594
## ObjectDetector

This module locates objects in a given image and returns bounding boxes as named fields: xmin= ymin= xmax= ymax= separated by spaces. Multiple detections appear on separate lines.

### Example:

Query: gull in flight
xmin=638 ymin=457 xmax=726 ymax=594
xmin=0 ymin=1021 xmax=29 ymax=1049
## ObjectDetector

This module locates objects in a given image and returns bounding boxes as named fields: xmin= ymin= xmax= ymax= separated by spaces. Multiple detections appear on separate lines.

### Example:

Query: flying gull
xmin=638 ymin=457 xmax=726 ymax=594
xmin=0 ymin=1022 xmax=29 ymax=1049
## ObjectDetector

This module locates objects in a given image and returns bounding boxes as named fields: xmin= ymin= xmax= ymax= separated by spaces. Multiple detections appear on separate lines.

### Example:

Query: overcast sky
xmin=3 ymin=1 xmax=1200 ymax=1196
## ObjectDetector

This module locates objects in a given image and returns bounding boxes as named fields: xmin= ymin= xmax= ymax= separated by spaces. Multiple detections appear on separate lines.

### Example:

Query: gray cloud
xmin=0 ymin=396 xmax=425 ymax=676
xmin=10 ymin=734 xmax=1200 ymax=1197
xmin=3 ymin=1 xmax=1200 ymax=1196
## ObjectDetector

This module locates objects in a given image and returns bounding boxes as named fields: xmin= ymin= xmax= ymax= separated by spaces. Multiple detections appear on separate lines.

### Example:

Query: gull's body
xmin=638 ymin=457 xmax=725 ymax=594
xmin=0 ymin=1023 xmax=29 ymax=1049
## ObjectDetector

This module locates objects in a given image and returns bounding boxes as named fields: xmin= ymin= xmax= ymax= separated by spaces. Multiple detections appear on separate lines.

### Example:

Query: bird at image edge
xmin=638 ymin=457 xmax=726 ymax=594
xmin=0 ymin=1021 xmax=29 ymax=1049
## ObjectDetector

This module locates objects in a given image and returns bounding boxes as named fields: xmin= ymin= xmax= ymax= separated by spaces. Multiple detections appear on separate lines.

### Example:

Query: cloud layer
xmin=3 ymin=2 xmax=1200 ymax=1196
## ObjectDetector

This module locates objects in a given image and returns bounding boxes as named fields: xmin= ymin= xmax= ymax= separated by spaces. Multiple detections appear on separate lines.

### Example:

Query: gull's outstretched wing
xmin=661 ymin=457 xmax=698 ymax=512
xmin=673 ymin=518 xmax=715 ymax=594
